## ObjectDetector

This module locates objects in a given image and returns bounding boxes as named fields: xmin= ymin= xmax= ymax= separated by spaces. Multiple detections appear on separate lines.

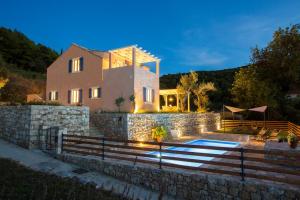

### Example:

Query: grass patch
xmin=0 ymin=158 xmax=125 ymax=200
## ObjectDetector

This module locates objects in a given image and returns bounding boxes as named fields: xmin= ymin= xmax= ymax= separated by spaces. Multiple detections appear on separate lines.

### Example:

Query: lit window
xmin=89 ymin=87 xmax=101 ymax=98
xmin=72 ymin=57 xmax=80 ymax=72
xmin=49 ymin=91 xmax=58 ymax=101
xmin=143 ymin=87 xmax=154 ymax=103
xmin=71 ymin=89 xmax=80 ymax=103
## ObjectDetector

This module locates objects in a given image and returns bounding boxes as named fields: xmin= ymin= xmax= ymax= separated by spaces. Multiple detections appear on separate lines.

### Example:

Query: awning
xmin=225 ymin=106 xmax=246 ymax=113
xmin=248 ymin=106 xmax=267 ymax=113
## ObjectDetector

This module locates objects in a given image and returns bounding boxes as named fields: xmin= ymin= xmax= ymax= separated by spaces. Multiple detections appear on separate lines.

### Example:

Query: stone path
xmin=0 ymin=139 xmax=174 ymax=200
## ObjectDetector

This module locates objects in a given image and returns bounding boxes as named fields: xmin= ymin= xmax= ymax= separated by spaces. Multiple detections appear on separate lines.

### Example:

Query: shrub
xmin=287 ymin=132 xmax=298 ymax=148
xmin=115 ymin=97 xmax=125 ymax=112
xmin=277 ymin=131 xmax=288 ymax=142
xmin=151 ymin=126 xmax=168 ymax=142
xmin=23 ymin=101 xmax=61 ymax=106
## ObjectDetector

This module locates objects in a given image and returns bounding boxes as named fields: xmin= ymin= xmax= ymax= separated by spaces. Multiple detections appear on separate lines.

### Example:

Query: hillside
xmin=0 ymin=27 xmax=59 ymax=74
xmin=0 ymin=27 xmax=59 ymax=102
xmin=160 ymin=67 xmax=244 ymax=110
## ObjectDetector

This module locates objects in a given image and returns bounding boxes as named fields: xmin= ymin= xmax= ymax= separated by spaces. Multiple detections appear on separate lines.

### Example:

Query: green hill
xmin=0 ymin=27 xmax=59 ymax=102
xmin=0 ymin=27 xmax=59 ymax=74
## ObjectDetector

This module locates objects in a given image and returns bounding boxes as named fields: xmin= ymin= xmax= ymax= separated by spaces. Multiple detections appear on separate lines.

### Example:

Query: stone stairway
xmin=89 ymin=123 xmax=103 ymax=137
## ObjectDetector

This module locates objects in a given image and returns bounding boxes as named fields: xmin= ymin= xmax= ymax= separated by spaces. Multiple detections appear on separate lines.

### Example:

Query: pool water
xmin=148 ymin=139 xmax=239 ymax=167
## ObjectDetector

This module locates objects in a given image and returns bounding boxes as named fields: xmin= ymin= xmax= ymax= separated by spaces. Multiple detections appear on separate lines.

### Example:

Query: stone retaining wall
xmin=0 ymin=105 xmax=89 ymax=149
xmin=91 ymin=112 xmax=220 ymax=140
xmin=59 ymin=153 xmax=300 ymax=200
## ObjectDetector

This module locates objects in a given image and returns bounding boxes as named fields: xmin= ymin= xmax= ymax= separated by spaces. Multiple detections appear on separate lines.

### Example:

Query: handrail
xmin=61 ymin=134 xmax=300 ymax=186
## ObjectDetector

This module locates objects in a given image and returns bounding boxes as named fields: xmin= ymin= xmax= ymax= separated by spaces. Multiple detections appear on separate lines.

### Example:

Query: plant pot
xmin=156 ymin=137 xmax=163 ymax=143
xmin=288 ymin=141 xmax=298 ymax=149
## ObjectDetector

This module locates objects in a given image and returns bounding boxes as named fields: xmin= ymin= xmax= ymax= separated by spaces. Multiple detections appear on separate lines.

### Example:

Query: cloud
xmin=176 ymin=46 xmax=228 ymax=66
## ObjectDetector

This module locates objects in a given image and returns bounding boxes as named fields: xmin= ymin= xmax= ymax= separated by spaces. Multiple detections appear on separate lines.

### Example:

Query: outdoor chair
xmin=253 ymin=127 xmax=269 ymax=141
xmin=267 ymin=129 xmax=280 ymax=141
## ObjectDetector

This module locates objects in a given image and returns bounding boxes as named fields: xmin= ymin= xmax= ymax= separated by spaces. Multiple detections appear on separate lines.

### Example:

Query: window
xmin=69 ymin=89 xmax=82 ymax=104
xmin=143 ymin=87 xmax=154 ymax=103
xmin=72 ymin=58 xmax=80 ymax=72
xmin=89 ymin=87 xmax=101 ymax=99
xmin=49 ymin=91 xmax=58 ymax=101
xmin=69 ymin=57 xmax=83 ymax=73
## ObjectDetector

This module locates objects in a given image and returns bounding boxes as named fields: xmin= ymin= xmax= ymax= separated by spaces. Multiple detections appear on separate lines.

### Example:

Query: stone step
xmin=89 ymin=123 xmax=103 ymax=137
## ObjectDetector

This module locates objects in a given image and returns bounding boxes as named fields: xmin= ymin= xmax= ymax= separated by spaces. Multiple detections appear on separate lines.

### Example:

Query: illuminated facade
xmin=46 ymin=44 xmax=160 ymax=112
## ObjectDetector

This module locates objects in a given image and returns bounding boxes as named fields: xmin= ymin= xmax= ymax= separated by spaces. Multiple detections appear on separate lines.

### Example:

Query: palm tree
xmin=193 ymin=82 xmax=216 ymax=112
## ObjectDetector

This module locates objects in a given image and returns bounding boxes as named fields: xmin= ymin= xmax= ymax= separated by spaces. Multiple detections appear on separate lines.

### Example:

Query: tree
xmin=231 ymin=66 xmax=278 ymax=109
xmin=251 ymin=24 xmax=300 ymax=95
xmin=177 ymin=71 xmax=198 ymax=111
xmin=193 ymin=82 xmax=216 ymax=112
xmin=176 ymin=85 xmax=186 ymax=112
xmin=115 ymin=97 xmax=125 ymax=112
xmin=0 ymin=27 xmax=59 ymax=73
xmin=231 ymin=24 xmax=300 ymax=121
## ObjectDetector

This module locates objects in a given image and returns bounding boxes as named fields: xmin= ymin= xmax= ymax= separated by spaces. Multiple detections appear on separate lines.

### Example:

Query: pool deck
xmin=166 ymin=131 xmax=265 ymax=149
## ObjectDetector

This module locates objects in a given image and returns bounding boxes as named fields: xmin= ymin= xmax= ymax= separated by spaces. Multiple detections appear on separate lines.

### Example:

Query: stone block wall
xmin=0 ymin=105 xmax=89 ymax=149
xmin=60 ymin=154 xmax=300 ymax=200
xmin=91 ymin=112 xmax=220 ymax=140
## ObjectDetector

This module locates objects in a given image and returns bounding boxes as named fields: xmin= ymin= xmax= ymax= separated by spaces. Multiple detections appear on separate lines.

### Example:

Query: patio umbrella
xmin=248 ymin=106 xmax=267 ymax=127
xmin=223 ymin=105 xmax=247 ymax=133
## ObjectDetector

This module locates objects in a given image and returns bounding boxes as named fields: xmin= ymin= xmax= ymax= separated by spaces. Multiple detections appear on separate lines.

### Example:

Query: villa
xmin=46 ymin=44 xmax=160 ymax=112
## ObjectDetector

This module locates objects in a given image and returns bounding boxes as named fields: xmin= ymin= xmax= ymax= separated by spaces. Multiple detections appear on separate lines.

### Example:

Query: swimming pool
xmin=148 ymin=139 xmax=239 ymax=167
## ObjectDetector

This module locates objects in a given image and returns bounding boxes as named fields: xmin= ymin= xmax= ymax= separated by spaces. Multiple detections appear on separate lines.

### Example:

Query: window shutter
xmin=79 ymin=89 xmax=83 ymax=103
xmin=55 ymin=91 xmax=58 ymax=100
xmin=80 ymin=57 xmax=84 ymax=71
xmin=48 ymin=92 xmax=51 ymax=100
xmin=98 ymin=87 xmax=101 ymax=98
xmin=143 ymin=87 xmax=146 ymax=102
xmin=68 ymin=59 xmax=72 ymax=73
xmin=152 ymin=89 xmax=155 ymax=103
xmin=67 ymin=90 xmax=71 ymax=104
xmin=89 ymin=88 xmax=92 ymax=98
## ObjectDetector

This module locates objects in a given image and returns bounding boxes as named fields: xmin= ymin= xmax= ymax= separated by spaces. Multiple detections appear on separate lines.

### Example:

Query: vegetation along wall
xmin=0 ymin=105 xmax=89 ymax=148
xmin=91 ymin=112 xmax=220 ymax=140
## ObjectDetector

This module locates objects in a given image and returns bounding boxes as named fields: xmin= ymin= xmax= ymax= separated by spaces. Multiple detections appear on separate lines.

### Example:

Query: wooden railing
xmin=288 ymin=122 xmax=300 ymax=136
xmin=62 ymin=135 xmax=300 ymax=186
xmin=221 ymin=120 xmax=300 ymax=136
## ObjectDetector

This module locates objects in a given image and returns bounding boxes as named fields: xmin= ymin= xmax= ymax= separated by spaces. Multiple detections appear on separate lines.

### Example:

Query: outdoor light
xmin=169 ymin=97 xmax=174 ymax=102
xmin=200 ymin=125 xmax=205 ymax=133
xmin=216 ymin=123 xmax=221 ymax=130
xmin=177 ymin=130 xmax=182 ymax=138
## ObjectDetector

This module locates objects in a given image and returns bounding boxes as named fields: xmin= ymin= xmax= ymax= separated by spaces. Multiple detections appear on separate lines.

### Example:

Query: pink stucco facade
xmin=46 ymin=44 xmax=160 ymax=112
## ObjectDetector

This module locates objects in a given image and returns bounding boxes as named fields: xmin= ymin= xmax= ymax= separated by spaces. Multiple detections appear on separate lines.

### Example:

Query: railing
xmin=288 ymin=122 xmax=300 ymax=136
xmin=221 ymin=120 xmax=300 ymax=136
xmin=62 ymin=135 xmax=300 ymax=186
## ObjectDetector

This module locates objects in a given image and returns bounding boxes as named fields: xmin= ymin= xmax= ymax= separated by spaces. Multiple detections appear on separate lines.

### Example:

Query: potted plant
xmin=287 ymin=133 xmax=298 ymax=149
xmin=152 ymin=126 xmax=168 ymax=143
xmin=115 ymin=97 xmax=125 ymax=112
xmin=277 ymin=131 xmax=288 ymax=143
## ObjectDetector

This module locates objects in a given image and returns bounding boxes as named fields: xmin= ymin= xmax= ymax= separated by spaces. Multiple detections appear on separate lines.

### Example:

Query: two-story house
xmin=46 ymin=44 xmax=160 ymax=112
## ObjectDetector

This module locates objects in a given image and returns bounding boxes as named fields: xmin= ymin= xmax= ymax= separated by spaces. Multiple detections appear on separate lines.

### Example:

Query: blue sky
xmin=0 ymin=0 xmax=299 ymax=75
